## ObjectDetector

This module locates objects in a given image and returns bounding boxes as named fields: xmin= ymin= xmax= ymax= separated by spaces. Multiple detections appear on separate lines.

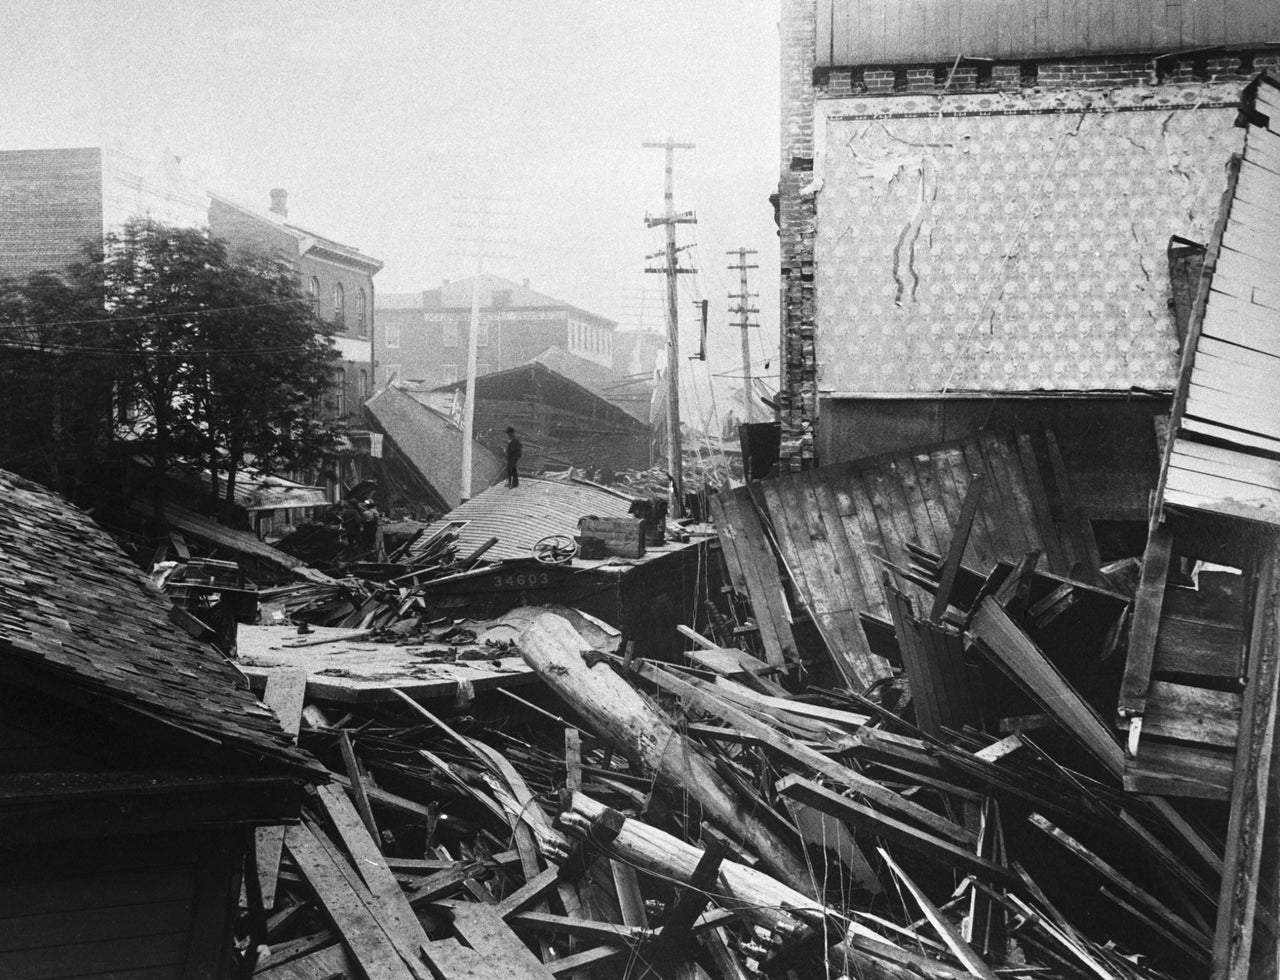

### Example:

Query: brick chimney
xmin=269 ymin=188 xmax=288 ymax=217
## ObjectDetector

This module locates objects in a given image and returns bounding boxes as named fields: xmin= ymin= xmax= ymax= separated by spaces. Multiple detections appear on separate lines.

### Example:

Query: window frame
xmin=356 ymin=287 xmax=367 ymax=337
xmin=333 ymin=282 xmax=345 ymax=328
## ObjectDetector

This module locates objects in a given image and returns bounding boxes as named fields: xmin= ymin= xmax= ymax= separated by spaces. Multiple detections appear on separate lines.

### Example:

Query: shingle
xmin=0 ymin=468 xmax=321 ymax=776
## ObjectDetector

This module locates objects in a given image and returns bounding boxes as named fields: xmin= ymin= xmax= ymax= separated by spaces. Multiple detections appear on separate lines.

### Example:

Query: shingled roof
xmin=0 ymin=468 xmax=321 ymax=777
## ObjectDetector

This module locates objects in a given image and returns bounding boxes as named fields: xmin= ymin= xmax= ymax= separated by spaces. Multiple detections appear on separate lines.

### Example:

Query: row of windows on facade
xmin=331 ymin=367 xmax=369 ymax=416
xmin=378 ymin=318 xmax=610 ymax=354
xmin=309 ymin=278 xmax=368 ymax=336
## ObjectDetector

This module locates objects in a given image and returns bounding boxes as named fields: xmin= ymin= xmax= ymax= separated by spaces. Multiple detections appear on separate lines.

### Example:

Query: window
xmin=358 ymin=369 xmax=368 ymax=402
xmin=334 ymin=368 xmax=346 ymax=416
xmin=477 ymin=316 xmax=490 ymax=347
xmin=356 ymin=288 xmax=367 ymax=337
xmin=383 ymin=364 xmax=401 ymax=385
xmin=309 ymin=277 xmax=320 ymax=317
xmin=442 ymin=364 xmax=458 ymax=384
xmin=333 ymin=282 xmax=345 ymax=328
xmin=384 ymin=315 xmax=400 ymax=348
xmin=443 ymin=318 xmax=459 ymax=347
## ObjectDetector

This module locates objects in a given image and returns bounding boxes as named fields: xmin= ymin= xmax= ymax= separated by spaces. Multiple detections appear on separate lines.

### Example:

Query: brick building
xmin=0 ymin=144 xmax=207 ymax=278
xmin=208 ymin=190 xmax=383 ymax=496
xmin=375 ymin=273 xmax=616 ymax=389
xmin=778 ymin=0 xmax=1280 ymax=526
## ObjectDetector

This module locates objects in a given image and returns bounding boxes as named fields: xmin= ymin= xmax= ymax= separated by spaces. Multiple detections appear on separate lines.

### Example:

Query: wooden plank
xmin=639 ymin=663 xmax=974 ymax=846
xmin=977 ymin=431 xmax=1043 ymax=564
xmin=909 ymin=449 xmax=958 ymax=568
xmin=1042 ymin=427 xmax=1103 ymax=583
xmin=889 ymin=586 xmax=944 ymax=738
xmin=283 ymin=825 xmax=416 ymax=980
xmin=841 ymin=466 xmax=893 ymax=618
xmin=338 ymin=731 xmax=381 ymax=844
xmin=1154 ymin=614 xmax=1246 ymax=678
xmin=937 ymin=445 xmax=997 ymax=571
xmin=895 ymin=450 xmax=945 ymax=560
xmin=930 ymin=474 xmax=986 ymax=622
xmin=1030 ymin=814 xmax=1211 ymax=949
xmin=1165 ymin=464 xmax=1280 ymax=520
xmin=1180 ymin=418 xmax=1280 ymax=458
xmin=443 ymin=901 xmax=557 ymax=980
xmin=1213 ymin=549 xmax=1280 ymax=979
xmin=1126 ymin=741 xmax=1235 ymax=800
xmin=878 ymin=847 xmax=999 ymax=980
xmin=969 ymin=597 xmax=1124 ymax=779
xmin=419 ymin=938 xmax=489 ymax=978
xmin=316 ymin=783 xmax=431 ymax=955
xmin=1119 ymin=526 xmax=1175 ymax=722
xmin=721 ymin=488 xmax=798 ymax=668
xmin=1144 ymin=681 xmax=1242 ymax=748
xmin=1170 ymin=438 xmax=1280 ymax=490
xmin=776 ymin=775 xmax=1015 ymax=886
xmin=255 ymin=668 xmax=308 ymax=910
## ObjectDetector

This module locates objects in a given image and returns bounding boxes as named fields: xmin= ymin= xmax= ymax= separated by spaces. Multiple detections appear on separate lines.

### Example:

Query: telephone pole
xmin=727 ymin=248 xmax=760 ymax=423
xmin=643 ymin=138 xmax=696 ymax=517
xmin=450 ymin=193 xmax=515 ymax=501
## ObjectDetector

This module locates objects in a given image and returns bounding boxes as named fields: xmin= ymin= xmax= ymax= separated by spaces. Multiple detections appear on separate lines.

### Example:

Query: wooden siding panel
xmin=817 ymin=0 xmax=1277 ymax=66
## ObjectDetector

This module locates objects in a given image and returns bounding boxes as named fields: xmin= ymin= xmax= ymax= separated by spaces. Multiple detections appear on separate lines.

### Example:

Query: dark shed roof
xmin=0 ymin=468 xmax=321 ymax=776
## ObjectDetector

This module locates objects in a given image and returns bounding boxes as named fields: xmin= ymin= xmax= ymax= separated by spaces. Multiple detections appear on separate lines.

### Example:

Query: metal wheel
xmin=533 ymin=534 xmax=578 ymax=564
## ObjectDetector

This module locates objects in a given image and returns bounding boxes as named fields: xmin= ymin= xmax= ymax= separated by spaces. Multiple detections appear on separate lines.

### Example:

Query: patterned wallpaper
xmin=815 ymin=87 xmax=1242 ymax=393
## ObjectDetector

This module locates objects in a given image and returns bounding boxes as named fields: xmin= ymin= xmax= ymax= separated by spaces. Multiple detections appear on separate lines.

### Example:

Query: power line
xmin=0 ymin=297 xmax=311 ymax=332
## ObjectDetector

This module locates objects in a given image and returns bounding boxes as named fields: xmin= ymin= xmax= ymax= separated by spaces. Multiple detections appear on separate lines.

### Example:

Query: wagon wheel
xmin=533 ymin=534 xmax=578 ymax=564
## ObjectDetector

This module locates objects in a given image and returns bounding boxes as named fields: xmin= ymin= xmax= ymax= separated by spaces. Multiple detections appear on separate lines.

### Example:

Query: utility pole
xmin=450 ymin=193 xmax=515 ymax=501
xmin=727 ymin=248 xmax=760 ymax=423
xmin=643 ymin=138 xmax=696 ymax=517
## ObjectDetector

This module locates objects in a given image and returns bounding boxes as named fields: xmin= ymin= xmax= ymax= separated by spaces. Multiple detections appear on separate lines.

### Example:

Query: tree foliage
xmin=0 ymin=217 xmax=344 ymax=521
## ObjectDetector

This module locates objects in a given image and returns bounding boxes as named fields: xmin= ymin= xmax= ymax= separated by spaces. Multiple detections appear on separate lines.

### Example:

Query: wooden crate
xmin=577 ymin=517 xmax=645 ymax=559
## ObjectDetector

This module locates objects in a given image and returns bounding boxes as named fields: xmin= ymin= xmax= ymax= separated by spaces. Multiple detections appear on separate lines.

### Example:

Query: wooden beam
xmin=775 ymin=775 xmax=1015 ymax=886
xmin=1213 ymin=548 xmax=1280 ymax=979
xmin=878 ymin=847 xmax=999 ymax=979
xmin=1119 ymin=526 xmax=1175 ymax=743
xmin=930 ymin=474 xmax=986 ymax=622
xmin=283 ymin=824 xmax=417 ymax=980
xmin=253 ymin=667 xmax=308 ymax=910
xmin=969 ymin=597 xmax=1124 ymax=780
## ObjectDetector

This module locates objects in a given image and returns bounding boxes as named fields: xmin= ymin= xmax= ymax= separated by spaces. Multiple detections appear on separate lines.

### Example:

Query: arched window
xmin=333 ymin=282 xmax=345 ymax=328
xmin=334 ymin=368 xmax=346 ymax=417
xmin=309 ymin=277 xmax=320 ymax=317
xmin=356 ymin=288 xmax=367 ymax=337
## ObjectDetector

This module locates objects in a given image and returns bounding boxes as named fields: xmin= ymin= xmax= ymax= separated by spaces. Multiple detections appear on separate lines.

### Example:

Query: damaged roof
xmin=364 ymin=384 xmax=504 ymax=510
xmin=0 ymin=468 xmax=321 ymax=775
xmin=1158 ymin=72 xmax=1280 ymax=524
xmin=412 ymin=477 xmax=638 ymax=563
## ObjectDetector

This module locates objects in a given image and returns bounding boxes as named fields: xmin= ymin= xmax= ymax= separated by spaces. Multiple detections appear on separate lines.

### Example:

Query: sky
xmin=1 ymin=1 xmax=783 ymax=427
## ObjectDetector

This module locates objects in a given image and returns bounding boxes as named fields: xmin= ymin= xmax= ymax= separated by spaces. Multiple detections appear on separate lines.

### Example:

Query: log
xmin=561 ymin=792 xmax=822 ymax=929
xmin=518 ymin=612 xmax=816 ymax=897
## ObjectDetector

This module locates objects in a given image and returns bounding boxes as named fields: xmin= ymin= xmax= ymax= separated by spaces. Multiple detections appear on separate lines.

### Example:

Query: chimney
xmin=269 ymin=188 xmax=288 ymax=217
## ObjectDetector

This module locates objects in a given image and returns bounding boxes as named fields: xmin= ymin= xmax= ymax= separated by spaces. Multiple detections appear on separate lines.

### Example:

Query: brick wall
xmin=814 ymin=50 xmax=1276 ymax=99
xmin=0 ymin=148 xmax=103 ymax=278
xmin=778 ymin=0 xmax=1279 ymax=469
xmin=778 ymin=0 xmax=818 ymax=472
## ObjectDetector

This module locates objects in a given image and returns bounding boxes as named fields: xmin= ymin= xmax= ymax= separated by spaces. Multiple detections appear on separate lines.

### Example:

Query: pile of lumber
xmin=245 ymin=590 xmax=1236 ymax=979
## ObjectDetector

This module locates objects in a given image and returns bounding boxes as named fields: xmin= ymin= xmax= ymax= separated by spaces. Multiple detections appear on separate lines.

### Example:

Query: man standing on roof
xmin=505 ymin=427 xmax=522 ymax=488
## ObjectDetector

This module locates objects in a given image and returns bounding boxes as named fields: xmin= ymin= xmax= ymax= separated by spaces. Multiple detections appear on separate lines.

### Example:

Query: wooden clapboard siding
xmin=743 ymin=431 xmax=1090 ymax=687
xmin=0 ymin=836 xmax=200 ymax=980
xmin=1162 ymin=75 xmax=1280 ymax=527
xmin=1143 ymin=682 xmax=1242 ymax=747
xmin=816 ymin=0 xmax=1280 ymax=66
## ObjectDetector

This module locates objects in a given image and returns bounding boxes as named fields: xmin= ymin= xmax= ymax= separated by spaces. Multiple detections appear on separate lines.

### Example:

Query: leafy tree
xmin=98 ymin=218 xmax=345 ymax=524
xmin=0 ymin=264 xmax=115 ymax=500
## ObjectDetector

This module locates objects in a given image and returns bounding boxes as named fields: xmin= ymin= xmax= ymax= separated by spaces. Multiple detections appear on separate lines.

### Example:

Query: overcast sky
xmin=2 ymin=1 xmax=782 ymax=420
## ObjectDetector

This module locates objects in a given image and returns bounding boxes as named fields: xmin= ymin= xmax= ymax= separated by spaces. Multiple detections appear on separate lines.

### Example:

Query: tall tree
xmin=0 ymin=265 xmax=114 ymax=501
xmin=98 ymin=218 xmax=343 ymax=525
